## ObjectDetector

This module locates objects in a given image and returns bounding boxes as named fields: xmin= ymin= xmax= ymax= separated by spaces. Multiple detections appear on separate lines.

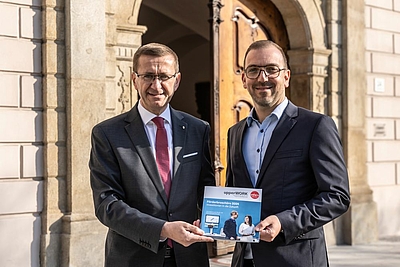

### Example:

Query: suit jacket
xmin=89 ymin=103 xmax=215 ymax=267
xmin=223 ymin=218 xmax=237 ymax=239
xmin=226 ymin=101 xmax=350 ymax=267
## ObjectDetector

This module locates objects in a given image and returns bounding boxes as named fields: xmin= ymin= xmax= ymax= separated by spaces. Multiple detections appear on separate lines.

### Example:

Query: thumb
xmin=193 ymin=219 xmax=201 ymax=228
xmin=255 ymin=218 xmax=271 ymax=232
xmin=186 ymin=224 xmax=205 ymax=235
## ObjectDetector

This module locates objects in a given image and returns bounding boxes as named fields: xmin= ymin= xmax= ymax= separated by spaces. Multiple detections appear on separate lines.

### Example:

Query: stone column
xmin=63 ymin=0 xmax=108 ymax=266
xmin=41 ymin=0 xmax=68 ymax=266
xmin=50 ymin=1 xmax=146 ymax=266
xmin=342 ymin=0 xmax=378 ymax=244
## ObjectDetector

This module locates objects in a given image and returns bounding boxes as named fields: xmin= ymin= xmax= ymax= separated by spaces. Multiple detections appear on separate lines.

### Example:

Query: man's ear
xmin=174 ymin=72 xmax=181 ymax=91
xmin=284 ymin=69 xmax=291 ymax=88
xmin=132 ymin=72 xmax=138 ymax=90
xmin=242 ymin=72 xmax=247 ymax=89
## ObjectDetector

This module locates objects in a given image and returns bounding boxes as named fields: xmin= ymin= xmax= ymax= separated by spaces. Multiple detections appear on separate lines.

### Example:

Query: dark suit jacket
xmin=223 ymin=218 xmax=237 ymax=239
xmin=89 ymin=104 xmax=215 ymax=267
xmin=226 ymin=101 xmax=350 ymax=267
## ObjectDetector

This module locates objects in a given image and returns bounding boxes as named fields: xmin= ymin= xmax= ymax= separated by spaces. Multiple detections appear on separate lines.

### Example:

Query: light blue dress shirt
xmin=243 ymin=98 xmax=288 ymax=186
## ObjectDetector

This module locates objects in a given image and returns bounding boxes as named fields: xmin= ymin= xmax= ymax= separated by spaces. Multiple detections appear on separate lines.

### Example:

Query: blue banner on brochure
xmin=201 ymin=186 xmax=262 ymax=243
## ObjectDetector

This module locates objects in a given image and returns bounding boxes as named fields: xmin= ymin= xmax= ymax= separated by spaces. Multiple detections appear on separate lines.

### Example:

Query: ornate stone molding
xmin=117 ymin=65 xmax=131 ymax=113
xmin=209 ymin=0 xmax=224 ymax=185
xmin=287 ymin=48 xmax=331 ymax=113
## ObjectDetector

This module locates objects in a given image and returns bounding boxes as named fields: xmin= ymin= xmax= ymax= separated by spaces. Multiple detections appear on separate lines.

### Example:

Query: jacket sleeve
xmin=89 ymin=125 xmax=165 ymax=253
xmin=277 ymin=115 xmax=351 ymax=244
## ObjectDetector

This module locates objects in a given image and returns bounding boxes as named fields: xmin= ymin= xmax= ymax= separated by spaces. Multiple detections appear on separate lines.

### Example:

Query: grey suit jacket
xmin=226 ymin=101 xmax=350 ymax=267
xmin=89 ymin=103 xmax=215 ymax=267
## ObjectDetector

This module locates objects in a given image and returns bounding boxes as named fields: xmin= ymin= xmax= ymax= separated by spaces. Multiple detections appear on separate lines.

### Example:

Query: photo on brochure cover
xmin=200 ymin=186 xmax=262 ymax=243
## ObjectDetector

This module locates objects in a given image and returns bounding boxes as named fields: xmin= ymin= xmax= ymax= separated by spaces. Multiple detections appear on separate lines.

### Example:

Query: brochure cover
xmin=200 ymin=186 xmax=262 ymax=243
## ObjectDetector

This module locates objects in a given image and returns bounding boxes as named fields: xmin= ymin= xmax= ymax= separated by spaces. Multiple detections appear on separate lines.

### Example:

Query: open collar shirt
xmin=243 ymin=98 xmax=288 ymax=186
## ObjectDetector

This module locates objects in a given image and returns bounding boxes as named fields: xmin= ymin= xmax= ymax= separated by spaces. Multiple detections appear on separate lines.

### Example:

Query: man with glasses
xmin=89 ymin=43 xmax=215 ymax=267
xmin=226 ymin=40 xmax=350 ymax=266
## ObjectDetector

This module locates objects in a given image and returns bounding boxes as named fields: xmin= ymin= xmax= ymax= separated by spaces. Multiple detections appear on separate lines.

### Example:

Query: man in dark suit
xmin=223 ymin=210 xmax=238 ymax=240
xmin=226 ymin=40 xmax=350 ymax=267
xmin=89 ymin=43 xmax=215 ymax=267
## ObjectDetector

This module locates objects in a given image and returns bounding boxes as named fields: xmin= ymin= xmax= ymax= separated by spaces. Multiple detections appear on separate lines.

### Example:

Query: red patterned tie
xmin=152 ymin=117 xmax=172 ymax=199
xmin=152 ymin=117 xmax=173 ymax=248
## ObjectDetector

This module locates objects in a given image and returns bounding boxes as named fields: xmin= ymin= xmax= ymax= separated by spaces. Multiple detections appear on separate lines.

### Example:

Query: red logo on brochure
xmin=250 ymin=191 xmax=259 ymax=199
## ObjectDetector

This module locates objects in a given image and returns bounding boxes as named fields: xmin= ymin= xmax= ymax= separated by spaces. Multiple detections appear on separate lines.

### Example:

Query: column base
xmin=343 ymin=200 xmax=378 ymax=245
xmin=62 ymin=215 xmax=107 ymax=267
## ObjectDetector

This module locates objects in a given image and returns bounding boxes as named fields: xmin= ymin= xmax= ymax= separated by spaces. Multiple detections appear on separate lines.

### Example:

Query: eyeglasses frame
xmin=244 ymin=65 xmax=286 ymax=79
xmin=134 ymin=72 xmax=179 ymax=83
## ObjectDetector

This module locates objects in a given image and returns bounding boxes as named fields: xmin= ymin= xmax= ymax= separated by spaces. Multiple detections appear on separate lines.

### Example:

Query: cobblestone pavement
xmin=209 ymin=239 xmax=400 ymax=267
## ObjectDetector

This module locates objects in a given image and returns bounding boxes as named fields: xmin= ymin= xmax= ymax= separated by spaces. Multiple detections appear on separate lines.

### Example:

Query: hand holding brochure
xmin=200 ymin=186 xmax=262 ymax=242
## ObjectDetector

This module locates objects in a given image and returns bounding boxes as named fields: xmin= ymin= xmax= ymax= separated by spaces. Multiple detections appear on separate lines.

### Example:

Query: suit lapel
xmin=124 ymin=104 xmax=168 ymax=204
xmin=235 ymin=120 xmax=253 ymax=186
xmin=170 ymin=108 xmax=187 ymax=200
xmin=256 ymin=101 xmax=298 ymax=187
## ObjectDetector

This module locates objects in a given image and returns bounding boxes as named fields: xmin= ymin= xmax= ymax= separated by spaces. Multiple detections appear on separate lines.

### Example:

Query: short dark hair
xmin=133 ymin=43 xmax=179 ymax=73
xmin=243 ymin=40 xmax=288 ymax=69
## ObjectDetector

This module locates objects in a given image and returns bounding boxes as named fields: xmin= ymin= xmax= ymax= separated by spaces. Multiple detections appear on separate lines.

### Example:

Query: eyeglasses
xmin=135 ymin=72 xmax=178 ymax=83
xmin=244 ymin=65 xmax=286 ymax=79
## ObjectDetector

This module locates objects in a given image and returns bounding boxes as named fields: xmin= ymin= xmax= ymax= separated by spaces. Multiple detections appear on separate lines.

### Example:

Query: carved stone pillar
xmin=287 ymin=48 xmax=331 ymax=114
xmin=209 ymin=0 xmax=224 ymax=186
xmin=107 ymin=0 xmax=146 ymax=116
xmin=113 ymin=24 xmax=147 ymax=113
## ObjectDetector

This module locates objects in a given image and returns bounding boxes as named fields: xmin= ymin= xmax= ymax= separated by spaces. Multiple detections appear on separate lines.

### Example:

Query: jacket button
xmin=169 ymin=212 xmax=173 ymax=217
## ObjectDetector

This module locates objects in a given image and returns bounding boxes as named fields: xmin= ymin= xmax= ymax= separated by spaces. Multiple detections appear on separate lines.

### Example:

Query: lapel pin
xmin=182 ymin=125 xmax=185 ymax=130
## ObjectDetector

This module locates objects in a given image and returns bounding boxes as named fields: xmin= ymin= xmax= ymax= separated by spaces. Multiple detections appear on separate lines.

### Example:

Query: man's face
xmin=132 ymin=54 xmax=181 ymax=115
xmin=242 ymin=46 xmax=290 ymax=111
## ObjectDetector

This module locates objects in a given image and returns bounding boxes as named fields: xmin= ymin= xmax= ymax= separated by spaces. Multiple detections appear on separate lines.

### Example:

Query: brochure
xmin=200 ymin=186 xmax=262 ymax=243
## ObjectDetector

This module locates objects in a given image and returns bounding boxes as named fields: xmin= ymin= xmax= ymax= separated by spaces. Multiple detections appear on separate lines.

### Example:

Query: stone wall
xmin=365 ymin=0 xmax=400 ymax=237
xmin=0 ymin=0 xmax=43 ymax=266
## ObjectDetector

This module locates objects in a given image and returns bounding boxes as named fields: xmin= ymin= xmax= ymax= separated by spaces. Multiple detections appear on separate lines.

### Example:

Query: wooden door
xmin=210 ymin=0 xmax=289 ymax=186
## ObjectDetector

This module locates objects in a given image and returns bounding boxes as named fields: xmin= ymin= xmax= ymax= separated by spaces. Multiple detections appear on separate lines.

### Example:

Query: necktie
xmin=152 ymin=117 xmax=173 ymax=248
xmin=152 ymin=117 xmax=172 ymax=199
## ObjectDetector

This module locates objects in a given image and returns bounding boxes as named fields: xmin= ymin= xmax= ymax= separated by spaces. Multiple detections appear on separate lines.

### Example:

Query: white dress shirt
xmin=137 ymin=102 xmax=174 ymax=180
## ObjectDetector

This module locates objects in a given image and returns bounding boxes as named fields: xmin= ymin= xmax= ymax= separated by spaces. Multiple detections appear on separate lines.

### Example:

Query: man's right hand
xmin=255 ymin=215 xmax=282 ymax=242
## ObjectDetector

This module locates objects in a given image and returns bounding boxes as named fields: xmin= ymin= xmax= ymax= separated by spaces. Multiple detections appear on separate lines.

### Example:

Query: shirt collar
xmin=137 ymin=101 xmax=172 ymax=125
xmin=246 ymin=97 xmax=288 ymax=127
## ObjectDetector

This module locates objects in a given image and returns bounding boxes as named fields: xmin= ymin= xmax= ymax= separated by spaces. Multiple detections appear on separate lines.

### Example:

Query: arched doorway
xmin=137 ymin=0 xmax=295 ymax=187
xmin=210 ymin=0 xmax=340 ymax=247
xmin=136 ymin=0 xmax=334 ymax=188
xmin=208 ymin=0 xmax=333 ymax=189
